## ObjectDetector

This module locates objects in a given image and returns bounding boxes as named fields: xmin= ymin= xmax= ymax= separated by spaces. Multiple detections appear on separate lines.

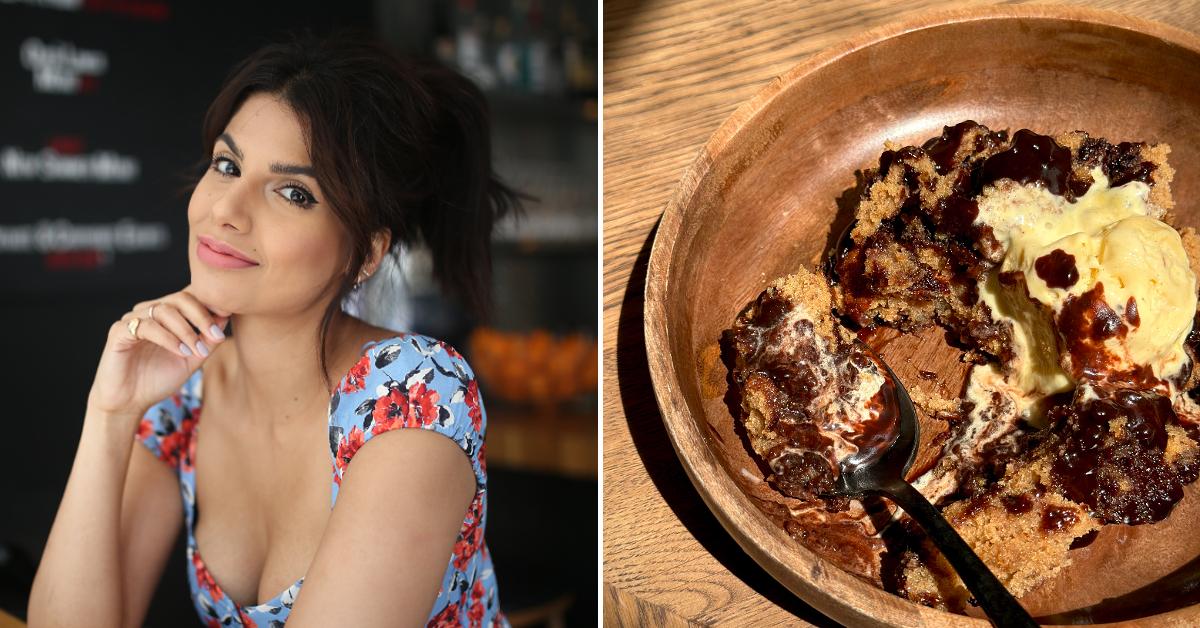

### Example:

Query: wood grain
xmin=604 ymin=584 xmax=700 ymax=628
xmin=604 ymin=1 xmax=1200 ymax=626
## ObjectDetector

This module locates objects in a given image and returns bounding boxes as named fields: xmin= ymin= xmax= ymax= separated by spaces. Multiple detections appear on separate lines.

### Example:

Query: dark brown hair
xmin=198 ymin=31 xmax=520 ymax=386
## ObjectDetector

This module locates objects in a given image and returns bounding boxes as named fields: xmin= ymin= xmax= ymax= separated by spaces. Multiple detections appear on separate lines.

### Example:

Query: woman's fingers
xmin=133 ymin=292 xmax=228 ymax=346
xmin=144 ymin=303 xmax=209 ymax=357
xmin=118 ymin=313 xmax=196 ymax=359
xmin=116 ymin=289 xmax=230 ymax=363
xmin=171 ymin=292 xmax=229 ymax=343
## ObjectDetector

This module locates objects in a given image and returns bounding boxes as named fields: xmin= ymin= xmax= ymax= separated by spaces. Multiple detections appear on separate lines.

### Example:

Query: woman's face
xmin=187 ymin=92 xmax=348 ymax=316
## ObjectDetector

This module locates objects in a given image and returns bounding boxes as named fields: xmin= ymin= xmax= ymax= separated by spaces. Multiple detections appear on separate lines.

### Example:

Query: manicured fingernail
xmin=179 ymin=342 xmax=193 ymax=357
xmin=209 ymin=324 xmax=225 ymax=340
xmin=196 ymin=340 xmax=210 ymax=357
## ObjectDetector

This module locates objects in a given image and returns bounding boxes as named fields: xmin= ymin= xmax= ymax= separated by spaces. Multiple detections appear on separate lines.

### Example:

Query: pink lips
xmin=197 ymin=235 xmax=259 ymax=269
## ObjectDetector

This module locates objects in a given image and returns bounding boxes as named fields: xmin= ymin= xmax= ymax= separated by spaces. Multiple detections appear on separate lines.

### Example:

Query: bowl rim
xmin=642 ymin=4 xmax=1200 ymax=626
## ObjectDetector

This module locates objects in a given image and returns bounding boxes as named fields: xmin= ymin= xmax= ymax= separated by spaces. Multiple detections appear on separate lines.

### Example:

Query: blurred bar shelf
xmin=486 ymin=403 xmax=597 ymax=478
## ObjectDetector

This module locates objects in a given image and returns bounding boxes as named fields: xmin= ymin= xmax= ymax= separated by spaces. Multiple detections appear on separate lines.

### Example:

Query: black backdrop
xmin=0 ymin=1 xmax=371 ymax=298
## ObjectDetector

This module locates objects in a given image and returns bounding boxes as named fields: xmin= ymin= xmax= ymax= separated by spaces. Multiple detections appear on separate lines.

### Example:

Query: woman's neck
xmin=214 ymin=307 xmax=360 ymax=426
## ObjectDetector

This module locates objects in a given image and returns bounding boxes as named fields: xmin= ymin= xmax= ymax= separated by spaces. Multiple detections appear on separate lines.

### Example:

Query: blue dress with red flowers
xmin=135 ymin=334 xmax=505 ymax=627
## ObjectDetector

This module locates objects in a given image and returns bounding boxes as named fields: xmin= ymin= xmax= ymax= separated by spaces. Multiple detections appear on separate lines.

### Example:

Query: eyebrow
xmin=217 ymin=133 xmax=243 ymax=159
xmin=270 ymin=163 xmax=316 ymax=177
xmin=217 ymin=132 xmax=316 ymax=178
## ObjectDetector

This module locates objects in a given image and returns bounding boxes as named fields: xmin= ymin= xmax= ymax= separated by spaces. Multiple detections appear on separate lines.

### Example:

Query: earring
xmin=353 ymin=270 xmax=369 ymax=290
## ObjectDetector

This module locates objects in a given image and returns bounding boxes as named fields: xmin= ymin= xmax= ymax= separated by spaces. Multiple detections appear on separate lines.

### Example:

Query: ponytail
xmin=413 ymin=63 xmax=523 ymax=317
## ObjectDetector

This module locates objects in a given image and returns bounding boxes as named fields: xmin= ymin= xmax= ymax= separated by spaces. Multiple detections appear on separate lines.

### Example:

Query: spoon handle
xmin=882 ymin=480 xmax=1039 ymax=628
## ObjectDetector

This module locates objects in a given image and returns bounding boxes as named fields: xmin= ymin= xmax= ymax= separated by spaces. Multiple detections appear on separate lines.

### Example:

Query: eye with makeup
xmin=209 ymin=153 xmax=319 ymax=209
xmin=277 ymin=182 xmax=318 ymax=208
xmin=210 ymin=154 xmax=240 ymax=177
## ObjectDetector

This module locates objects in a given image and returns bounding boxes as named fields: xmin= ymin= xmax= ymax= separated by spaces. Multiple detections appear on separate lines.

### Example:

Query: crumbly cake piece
xmin=908 ymin=385 xmax=960 ymax=416
xmin=722 ymin=267 xmax=895 ymax=580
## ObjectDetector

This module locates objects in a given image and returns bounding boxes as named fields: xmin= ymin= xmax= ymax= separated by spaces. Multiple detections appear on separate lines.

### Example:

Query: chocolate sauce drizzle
xmin=1035 ymin=249 xmax=1079 ymax=289
xmin=1001 ymin=493 xmax=1034 ymax=515
xmin=1125 ymin=297 xmax=1140 ymax=328
xmin=1047 ymin=388 xmax=1196 ymax=524
xmin=1041 ymin=505 xmax=1079 ymax=532
xmin=977 ymin=129 xmax=1084 ymax=199
xmin=1078 ymin=138 xmax=1157 ymax=188
xmin=922 ymin=120 xmax=980 ymax=175
xmin=1056 ymin=283 xmax=1137 ymax=382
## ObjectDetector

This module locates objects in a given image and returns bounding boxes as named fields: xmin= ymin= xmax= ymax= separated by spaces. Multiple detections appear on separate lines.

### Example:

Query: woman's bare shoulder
xmin=341 ymin=315 xmax=406 ymax=350
xmin=358 ymin=324 xmax=407 ymax=347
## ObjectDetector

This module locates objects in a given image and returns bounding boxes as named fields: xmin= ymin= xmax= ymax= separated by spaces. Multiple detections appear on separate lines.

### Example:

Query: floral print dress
xmin=136 ymin=334 xmax=505 ymax=627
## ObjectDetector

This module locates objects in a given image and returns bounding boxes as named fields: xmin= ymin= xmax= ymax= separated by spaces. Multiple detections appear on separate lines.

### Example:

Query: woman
xmin=28 ymin=32 xmax=516 ymax=628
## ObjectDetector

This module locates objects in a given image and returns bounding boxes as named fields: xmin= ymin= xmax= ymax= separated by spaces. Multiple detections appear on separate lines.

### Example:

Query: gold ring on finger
xmin=127 ymin=317 xmax=141 ymax=339
xmin=148 ymin=304 xmax=157 ymax=321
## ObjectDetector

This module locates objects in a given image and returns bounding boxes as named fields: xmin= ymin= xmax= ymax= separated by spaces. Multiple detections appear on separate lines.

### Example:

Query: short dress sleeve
xmin=328 ymin=334 xmax=487 ymax=498
xmin=134 ymin=369 xmax=203 ymax=473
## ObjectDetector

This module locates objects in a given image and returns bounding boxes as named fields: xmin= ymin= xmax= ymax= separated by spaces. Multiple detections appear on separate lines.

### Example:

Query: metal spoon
xmin=827 ymin=344 xmax=1038 ymax=627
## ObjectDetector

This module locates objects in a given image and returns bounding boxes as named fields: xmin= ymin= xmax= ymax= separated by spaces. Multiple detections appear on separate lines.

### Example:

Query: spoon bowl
xmin=830 ymin=349 xmax=918 ymax=497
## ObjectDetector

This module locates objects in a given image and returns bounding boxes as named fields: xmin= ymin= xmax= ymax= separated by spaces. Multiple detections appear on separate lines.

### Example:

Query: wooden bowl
xmin=643 ymin=5 xmax=1200 ymax=626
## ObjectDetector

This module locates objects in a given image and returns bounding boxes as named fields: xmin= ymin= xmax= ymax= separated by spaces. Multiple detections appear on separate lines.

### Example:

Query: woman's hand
xmin=87 ymin=287 xmax=230 ymax=420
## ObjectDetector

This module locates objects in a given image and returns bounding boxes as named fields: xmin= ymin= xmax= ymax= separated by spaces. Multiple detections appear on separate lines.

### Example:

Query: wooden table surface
xmin=602 ymin=0 xmax=1200 ymax=625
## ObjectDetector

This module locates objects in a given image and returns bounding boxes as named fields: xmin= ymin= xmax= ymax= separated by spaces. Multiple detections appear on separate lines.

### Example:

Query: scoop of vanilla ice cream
xmin=976 ymin=168 xmax=1197 ymax=407
xmin=1026 ymin=215 xmax=1195 ymax=377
